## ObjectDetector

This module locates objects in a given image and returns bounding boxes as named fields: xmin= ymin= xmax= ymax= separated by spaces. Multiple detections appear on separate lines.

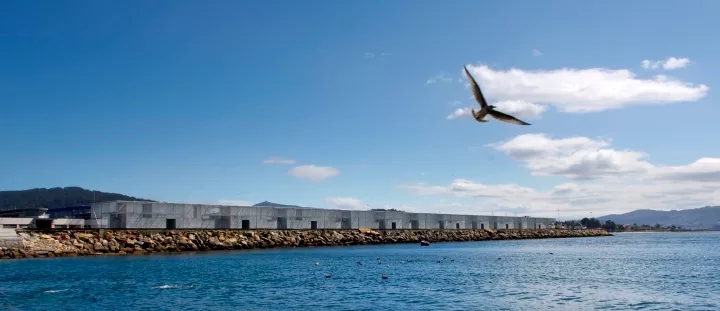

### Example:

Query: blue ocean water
xmin=1 ymin=232 xmax=719 ymax=311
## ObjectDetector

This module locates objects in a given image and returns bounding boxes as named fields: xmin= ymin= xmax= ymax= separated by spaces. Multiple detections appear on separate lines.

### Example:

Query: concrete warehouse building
xmin=86 ymin=201 xmax=555 ymax=230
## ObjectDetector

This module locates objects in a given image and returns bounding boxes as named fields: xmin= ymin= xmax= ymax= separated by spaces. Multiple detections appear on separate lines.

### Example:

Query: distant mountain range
xmin=0 ymin=187 xmax=153 ymax=210
xmin=597 ymin=206 xmax=720 ymax=230
xmin=252 ymin=201 xmax=306 ymax=208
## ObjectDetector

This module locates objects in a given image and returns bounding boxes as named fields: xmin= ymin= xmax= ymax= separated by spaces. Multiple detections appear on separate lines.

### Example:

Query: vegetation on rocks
xmin=0 ymin=229 xmax=612 ymax=260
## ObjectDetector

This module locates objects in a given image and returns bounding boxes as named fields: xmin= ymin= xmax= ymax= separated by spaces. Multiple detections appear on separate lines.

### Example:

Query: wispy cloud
xmin=641 ymin=57 xmax=691 ymax=71
xmin=326 ymin=197 xmax=367 ymax=210
xmin=289 ymin=165 xmax=340 ymax=182
xmin=263 ymin=157 xmax=296 ymax=165
xmin=425 ymin=74 xmax=454 ymax=85
xmin=532 ymin=49 xmax=542 ymax=57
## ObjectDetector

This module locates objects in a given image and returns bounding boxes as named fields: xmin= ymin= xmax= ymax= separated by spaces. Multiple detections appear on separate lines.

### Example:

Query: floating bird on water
xmin=381 ymin=274 xmax=389 ymax=279
xmin=463 ymin=65 xmax=531 ymax=126
xmin=325 ymin=273 xmax=332 ymax=278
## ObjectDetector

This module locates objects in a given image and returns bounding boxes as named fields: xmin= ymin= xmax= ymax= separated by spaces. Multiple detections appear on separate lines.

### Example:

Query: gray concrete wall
xmin=494 ymin=217 xmax=516 ymax=229
xmin=87 ymin=201 xmax=556 ymax=230
xmin=534 ymin=217 xmax=555 ymax=229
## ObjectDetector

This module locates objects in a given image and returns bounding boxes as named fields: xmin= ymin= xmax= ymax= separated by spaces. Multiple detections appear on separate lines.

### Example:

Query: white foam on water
xmin=152 ymin=284 xmax=195 ymax=289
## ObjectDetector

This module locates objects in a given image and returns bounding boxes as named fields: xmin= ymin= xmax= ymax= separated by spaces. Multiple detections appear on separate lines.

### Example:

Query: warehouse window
xmin=142 ymin=204 xmax=152 ymax=218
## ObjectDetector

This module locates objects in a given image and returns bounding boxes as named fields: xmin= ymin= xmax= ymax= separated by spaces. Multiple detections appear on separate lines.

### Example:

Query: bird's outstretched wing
xmin=463 ymin=65 xmax=488 ymax=109
xmin=488 ymin=110 xmax=531 ymax=126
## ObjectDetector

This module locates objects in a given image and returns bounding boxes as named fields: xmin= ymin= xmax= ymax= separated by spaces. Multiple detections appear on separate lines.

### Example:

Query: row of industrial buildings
xmin=0 ymin=200 xmax=556 ymax=231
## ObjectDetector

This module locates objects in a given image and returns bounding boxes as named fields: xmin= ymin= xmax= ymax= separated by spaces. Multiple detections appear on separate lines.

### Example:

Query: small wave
xmin=43 ymin=289 xmax=70 ymax=294
xmin=152 ymin=284 xmax=195 ymax=289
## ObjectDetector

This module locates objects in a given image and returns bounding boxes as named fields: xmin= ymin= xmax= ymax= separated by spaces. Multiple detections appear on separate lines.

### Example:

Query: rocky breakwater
xmin=0 ymin=229 xmax=611 ymax=260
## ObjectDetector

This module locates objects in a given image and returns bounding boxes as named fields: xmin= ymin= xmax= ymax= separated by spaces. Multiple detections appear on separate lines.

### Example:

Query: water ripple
xmin=0 ymin=232 xmax=719 ymax=310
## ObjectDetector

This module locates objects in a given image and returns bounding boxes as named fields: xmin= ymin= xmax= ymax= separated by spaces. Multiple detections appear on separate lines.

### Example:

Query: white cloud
xmin=399 ymin=179 xmax=720 ymax=219
xmin=495 ymin=101 xmax=546 ymax=119
xmin=650 ymin=158 xmax=720 ymax=183
xmin=663 ymin=57 xmax=691 ymax=70
xmin=489 ymin=133 xmax=720 ymax=183
xmin=399 ymin=133 xmax=720 ymax=218
xmin=326 ymin=197 xmax=367 ymax=210
xmin=463 ymin=64 xmax=708 ymax=113
xmin=289 ymin=165 xmax=340 ymax=182
xmin=532 ymin=49 xmax=542 ymax=56
xmin=263 ymin=157 xmax=296 ymax=165
xmin=425 ymin=74 xmax=454 ymax=85
xmin=364 ymin=52 xmax=375 ymax=59
xmin=641 ymin=57 xmax=691 ymax=71
xmin=446 ymin=101 xmax=546 ymax=120
xmin=217 ymin=200 xmax=254 ymax=206
xmin=640 ymin=60 xmax=654 ymax=69
xmin=447 ymin=108 xmax=472 ymax=120
xmin=489 ymin=133 xmax=653 ymax=180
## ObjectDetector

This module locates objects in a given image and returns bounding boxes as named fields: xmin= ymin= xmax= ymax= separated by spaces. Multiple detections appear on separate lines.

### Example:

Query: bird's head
xmin=488 ymin=105 xmax=496 ymax=109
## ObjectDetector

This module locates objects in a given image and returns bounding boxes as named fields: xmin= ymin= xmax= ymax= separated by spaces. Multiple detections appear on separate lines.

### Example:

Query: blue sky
xmin=1 ymin=1 xmax=719 ymax=218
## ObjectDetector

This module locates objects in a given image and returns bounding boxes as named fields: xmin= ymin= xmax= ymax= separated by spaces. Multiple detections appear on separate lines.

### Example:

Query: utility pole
xmin=557 ymin=209 xmax=560 ymax=228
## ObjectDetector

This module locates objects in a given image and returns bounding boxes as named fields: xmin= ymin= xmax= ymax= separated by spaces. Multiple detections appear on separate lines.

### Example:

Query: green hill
xmin=597 ymin=206 xmax=720 ymax=230
xmin=0 ymin=186 xmax=154 ymax=210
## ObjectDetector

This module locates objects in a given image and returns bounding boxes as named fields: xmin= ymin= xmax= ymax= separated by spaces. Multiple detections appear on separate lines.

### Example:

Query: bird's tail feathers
xmin=472 ymin=109 xmax=488 ymax=122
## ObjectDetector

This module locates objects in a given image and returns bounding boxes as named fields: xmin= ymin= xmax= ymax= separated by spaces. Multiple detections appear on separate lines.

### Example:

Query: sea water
xmin=1 ymin=232 xmax=719 ymax=311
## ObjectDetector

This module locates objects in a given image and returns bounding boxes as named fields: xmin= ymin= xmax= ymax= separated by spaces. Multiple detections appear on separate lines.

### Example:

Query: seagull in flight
xmin=463 ymin=65 xmax=531 ymax=126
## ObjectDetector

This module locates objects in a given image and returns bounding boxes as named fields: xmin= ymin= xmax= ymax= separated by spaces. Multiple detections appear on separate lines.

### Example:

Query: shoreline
xmin=0 ymin=228 xmax=612 ymax=260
